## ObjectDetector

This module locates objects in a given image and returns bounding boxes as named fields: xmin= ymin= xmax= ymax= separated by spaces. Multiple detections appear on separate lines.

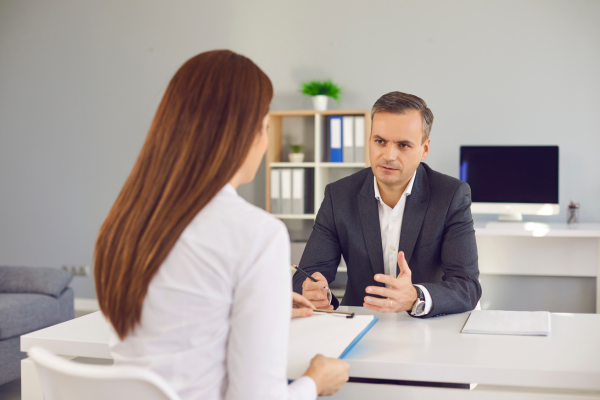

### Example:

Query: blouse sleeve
xmin=224 ymin=219 xmax=317 ymax=400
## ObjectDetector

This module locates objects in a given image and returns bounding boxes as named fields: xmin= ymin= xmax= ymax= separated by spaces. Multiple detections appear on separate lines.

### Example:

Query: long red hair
xmin=94 ymin=50 xmax=273 ymax=339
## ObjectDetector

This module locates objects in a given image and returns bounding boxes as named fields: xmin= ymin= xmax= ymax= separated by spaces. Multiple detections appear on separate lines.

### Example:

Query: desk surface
xmin=340 ymin=307 xmax=600 ymax=391
xmin=21 ymin=308 xmax=600 ymax=391
xmin=474 ymin=222 xmax=600 ymax=237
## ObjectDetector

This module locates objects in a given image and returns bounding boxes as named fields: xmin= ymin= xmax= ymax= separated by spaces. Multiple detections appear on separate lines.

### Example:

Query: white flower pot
xmin=312 ymin=95 xmax=328 ymax=111
xmin=288 ymin=153 xmax=305 ymax=163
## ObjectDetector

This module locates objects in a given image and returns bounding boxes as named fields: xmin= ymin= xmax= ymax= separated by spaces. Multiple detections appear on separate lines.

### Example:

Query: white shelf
xmin=270 ymin=162 xmax=316 ymax=168
xmin=273 ymin=214 xmax=316 ymax=220
xmin=320 ymin=162 xmax=367 ymax=168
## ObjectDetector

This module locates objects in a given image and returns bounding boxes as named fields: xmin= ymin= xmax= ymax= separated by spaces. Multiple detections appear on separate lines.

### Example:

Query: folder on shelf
xmin=354 ymin=116 xmax=365 ymax=163
xmin=329 ymin=116 xmax=343 ymax=162
xmin=270 ymin=169 xmax=281 ymax=214
xmin=280 ymin=169 xmax=292 ymax=214
xmin=323 ymin=116 xmax=331 ymax=162
xmin=342 ymin=116 xmax=354 ymax=163
xmin=304 ymin=168 xmax=315 ymax=214
xmin=288 ymin=314 xmax=378 ymax=380
xmin=292 ymin=169 xmax=304 ymax=215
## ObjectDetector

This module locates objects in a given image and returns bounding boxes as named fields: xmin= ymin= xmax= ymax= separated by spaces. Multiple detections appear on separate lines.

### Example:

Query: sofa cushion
xmin=0 ymin=266 xmax=73 ymax=298
xmin=0 ymin=292 xmax=65 ymax=339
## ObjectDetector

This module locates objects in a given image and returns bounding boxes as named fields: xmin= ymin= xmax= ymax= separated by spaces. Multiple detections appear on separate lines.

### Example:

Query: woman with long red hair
xmin=94 ymin=50 xmax=348 ymax=399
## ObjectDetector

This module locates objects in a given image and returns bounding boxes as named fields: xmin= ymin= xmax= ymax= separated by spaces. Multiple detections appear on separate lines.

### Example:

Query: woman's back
xmin=109 ymin=185 xmax=307 ymax=400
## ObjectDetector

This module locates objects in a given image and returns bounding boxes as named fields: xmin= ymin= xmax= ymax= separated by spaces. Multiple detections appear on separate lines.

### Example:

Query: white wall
xmin=1 ymin=0 xmax=599 ymax=299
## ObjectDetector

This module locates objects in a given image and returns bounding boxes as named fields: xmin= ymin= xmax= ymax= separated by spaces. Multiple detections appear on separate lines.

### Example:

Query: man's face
xmin=369 ymin=111 xmax=430 ymax=188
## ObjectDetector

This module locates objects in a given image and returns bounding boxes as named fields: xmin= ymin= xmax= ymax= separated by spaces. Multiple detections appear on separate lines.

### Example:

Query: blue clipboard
xmin=339 ymin=317 xmax=379 ymax=359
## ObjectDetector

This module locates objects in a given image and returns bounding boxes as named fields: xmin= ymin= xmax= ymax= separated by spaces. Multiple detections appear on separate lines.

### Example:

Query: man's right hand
xmin=301 ymin=272 xmax=333 ymax=310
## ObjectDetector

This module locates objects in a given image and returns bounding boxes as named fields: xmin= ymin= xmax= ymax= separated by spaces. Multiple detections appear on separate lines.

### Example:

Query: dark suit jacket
xmin=292 ymin=163 xmax=481 ymax=318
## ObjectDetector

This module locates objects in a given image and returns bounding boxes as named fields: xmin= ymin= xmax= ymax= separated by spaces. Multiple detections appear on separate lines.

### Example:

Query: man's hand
xmin=302 ymin=272 xmax=333 ymax=310
xmin=292 ymin=292 xmax=315 ymax=318
xmin=363 ymin=251 xmax=417 ymax=313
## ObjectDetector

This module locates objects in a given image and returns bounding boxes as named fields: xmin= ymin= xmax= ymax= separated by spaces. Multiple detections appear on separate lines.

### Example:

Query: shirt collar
xmin=373 ymin=169 xmax=417 ymax=203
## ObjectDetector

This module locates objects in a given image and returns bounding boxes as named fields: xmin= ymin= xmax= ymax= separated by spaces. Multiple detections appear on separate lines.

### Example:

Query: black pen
xmin=292 ymin=265 xmax=328 ymax=289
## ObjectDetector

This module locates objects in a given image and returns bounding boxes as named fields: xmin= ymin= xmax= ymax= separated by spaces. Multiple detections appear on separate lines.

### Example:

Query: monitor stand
xmin=497 ymin=213 xmax=523 ymax=222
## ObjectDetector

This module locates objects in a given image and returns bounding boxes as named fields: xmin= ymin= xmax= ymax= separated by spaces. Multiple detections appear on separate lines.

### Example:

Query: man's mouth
xmin=379 ymin=165 xmax=397 ymax=171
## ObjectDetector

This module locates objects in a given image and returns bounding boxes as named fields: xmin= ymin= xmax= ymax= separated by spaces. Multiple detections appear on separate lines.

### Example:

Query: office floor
xmin=0 ymin=379 xmax=19 ymax=400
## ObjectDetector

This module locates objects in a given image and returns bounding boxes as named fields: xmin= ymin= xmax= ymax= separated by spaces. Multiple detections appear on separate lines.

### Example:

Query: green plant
xmin=289 ymin=144 xmax=303 ymax=153
xmin=300 ymin=80 xmax=342 ymax=100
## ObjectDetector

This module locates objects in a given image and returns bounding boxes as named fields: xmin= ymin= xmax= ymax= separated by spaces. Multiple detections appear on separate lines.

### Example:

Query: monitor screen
xmin=460 ymin=146 xmax=559 ymax=204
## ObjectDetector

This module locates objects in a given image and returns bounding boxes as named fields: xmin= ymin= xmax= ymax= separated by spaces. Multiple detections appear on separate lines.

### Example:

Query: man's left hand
xmin=363 ymin=251 xmax=417 ymax=313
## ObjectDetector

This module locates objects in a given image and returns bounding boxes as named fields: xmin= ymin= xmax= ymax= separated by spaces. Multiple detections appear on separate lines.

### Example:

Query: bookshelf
xmin=266 ymin=109 xmax=371 ymax=217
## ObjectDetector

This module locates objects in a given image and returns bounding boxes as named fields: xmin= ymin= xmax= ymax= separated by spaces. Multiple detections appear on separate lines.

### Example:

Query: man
xmin=293 ymin=91 xmax=481 ymax=317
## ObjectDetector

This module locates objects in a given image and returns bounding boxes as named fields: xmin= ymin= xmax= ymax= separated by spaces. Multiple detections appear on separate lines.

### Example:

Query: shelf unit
xmin=266 ymin=109 xmax=371 ymax=217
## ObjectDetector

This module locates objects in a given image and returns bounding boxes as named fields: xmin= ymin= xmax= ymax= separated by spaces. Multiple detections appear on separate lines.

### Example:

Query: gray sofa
xmin=0 ymin=266 xmax=74 ymax=385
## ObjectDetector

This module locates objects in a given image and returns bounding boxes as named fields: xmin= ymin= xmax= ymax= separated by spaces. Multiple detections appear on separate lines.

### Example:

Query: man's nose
xmin=382 ymin=144 xmax=398 ymax=160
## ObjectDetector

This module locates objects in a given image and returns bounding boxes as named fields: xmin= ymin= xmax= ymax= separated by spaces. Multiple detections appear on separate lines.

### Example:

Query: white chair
xmin=28 ymin=346 xmax=181 ymax=400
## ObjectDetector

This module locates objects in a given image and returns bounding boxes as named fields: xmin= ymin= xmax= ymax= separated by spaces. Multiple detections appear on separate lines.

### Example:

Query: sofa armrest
xmin=0 ymin=266 xmax=73 ymax=298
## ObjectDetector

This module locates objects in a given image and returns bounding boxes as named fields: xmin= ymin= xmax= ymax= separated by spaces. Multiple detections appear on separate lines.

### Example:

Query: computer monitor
xmin=459 ymin=146 xmax=559 ymax=222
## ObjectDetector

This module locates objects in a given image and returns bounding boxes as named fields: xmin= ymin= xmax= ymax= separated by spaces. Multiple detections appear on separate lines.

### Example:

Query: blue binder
xmin=329 ymin=115 xmax=343 ymax=162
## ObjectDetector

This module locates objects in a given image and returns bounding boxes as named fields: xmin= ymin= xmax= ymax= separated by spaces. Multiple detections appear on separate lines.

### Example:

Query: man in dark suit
xmin=293 ymin=92 xmax=481 ymax=317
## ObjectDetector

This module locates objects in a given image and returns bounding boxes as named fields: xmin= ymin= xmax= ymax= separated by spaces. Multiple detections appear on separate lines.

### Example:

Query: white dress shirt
xmin=373 ymin=172 xmax=432 ymax=315
xmin=109 ymin=184 xmax=316 ymax=400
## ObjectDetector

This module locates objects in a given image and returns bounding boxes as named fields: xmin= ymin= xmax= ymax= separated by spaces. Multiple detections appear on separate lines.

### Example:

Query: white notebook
xmin=462 ymin=310 xmax=551 ymax=336
xmin=287 ymin=314 xmax=377 ymax=380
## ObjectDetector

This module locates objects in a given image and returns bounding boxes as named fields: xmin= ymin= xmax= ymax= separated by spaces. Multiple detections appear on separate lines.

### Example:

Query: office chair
xmin=28 ymin=347 xmax=181 ymax=400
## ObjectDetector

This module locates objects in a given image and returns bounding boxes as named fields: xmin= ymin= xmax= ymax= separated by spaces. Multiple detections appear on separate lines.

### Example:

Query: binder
xmin=270 ymin=169 xmax=281 ymax=214
xmin=342 ymin=116 xmax=354 ymax=163
xmin=292 ymin=169 xmax=304 ymax=215
xmin=304 ymin=169 xmax=315 ymax=214
xmin=354 ymin=116 xmax=365 ymax=163
xmin=280 ymin=169 xmax=292 ymax=214
xmin=329 ymin=116 xmax=343 ymax=162
xmin=322 ymin=116 xmax=331 ymax=162
xmin=287 ymin=314 xmax=378 ymax=380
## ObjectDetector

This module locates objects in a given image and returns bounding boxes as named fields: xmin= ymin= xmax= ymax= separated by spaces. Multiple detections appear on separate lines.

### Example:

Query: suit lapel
xmin=398 ymin=164 xmax=431 ymax=270
xmin=358 ymin=172 xmax=385 ymax=277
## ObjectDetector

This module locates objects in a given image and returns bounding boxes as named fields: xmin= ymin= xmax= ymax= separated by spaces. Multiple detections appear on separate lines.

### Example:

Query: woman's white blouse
xmin=109 ymin=184 xmax=317 ymax=400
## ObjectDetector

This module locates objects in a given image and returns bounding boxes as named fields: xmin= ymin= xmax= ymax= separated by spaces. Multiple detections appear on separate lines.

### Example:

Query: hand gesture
xmin=363 ymin=251 xmax=417 ymax=313
xmin=301 ymin=271 xmax=333 ymax=310
xmin=291 ymin=292 xmax=315 ymax=319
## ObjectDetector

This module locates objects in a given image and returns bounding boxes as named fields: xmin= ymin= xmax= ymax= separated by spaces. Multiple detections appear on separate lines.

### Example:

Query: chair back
xmin=28 ymin=347 xmax=181 ymax=400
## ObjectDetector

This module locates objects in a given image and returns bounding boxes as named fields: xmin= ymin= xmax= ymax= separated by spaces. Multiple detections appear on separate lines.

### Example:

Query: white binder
xmin=292 ymin=169 xmax=304 ymax=215
xmin=270 ymin=169 xmax=281 ymax=214
xmin=342 ymin=116 xmax=354 ymax=163
xmin=354 ymin=116 xmax=365 ymax=163
xmin=280 ymin=169 xmax=292 ymax=214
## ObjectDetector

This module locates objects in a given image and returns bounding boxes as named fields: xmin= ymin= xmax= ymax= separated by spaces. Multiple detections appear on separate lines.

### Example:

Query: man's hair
xmin=371 ymin=91 xmax=434 ymax=143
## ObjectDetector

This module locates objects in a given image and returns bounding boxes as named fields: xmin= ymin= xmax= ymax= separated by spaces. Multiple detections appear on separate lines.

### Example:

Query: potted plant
xmin=288 ymin=144 xmax=305 ymax=163
xmin=300 ymin=80 xmax=342 ymax=111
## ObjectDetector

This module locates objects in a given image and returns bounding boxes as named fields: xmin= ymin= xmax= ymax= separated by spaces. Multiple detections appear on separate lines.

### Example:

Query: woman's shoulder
xmin=187 ymin=185 xmax=286 ymax=242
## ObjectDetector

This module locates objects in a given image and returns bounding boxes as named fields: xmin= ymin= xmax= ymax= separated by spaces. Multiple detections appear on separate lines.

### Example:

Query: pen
xmin=292 ymin=264 xmax=328 ymax=289
xmin=313 ymin=309 xmax=355 ymax=318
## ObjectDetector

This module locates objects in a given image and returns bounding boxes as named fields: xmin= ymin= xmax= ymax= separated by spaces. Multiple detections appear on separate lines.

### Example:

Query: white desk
xmin=474 ymin=223 xmax=600 ymax=313
xmin=21 ymin=307 xmax=600 ymax=399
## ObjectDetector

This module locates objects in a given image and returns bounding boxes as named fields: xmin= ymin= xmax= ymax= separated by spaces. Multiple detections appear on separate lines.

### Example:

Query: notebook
xmin=462 ymin=310 xmax=551 ymax=336
xmin=287 ymin=314 xmax=378 ymax=380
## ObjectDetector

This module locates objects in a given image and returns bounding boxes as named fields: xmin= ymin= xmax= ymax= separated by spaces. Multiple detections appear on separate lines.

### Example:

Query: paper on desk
xmin=288 ymin=314 xmax=376 ymax=380
xmin=462 ymin=310 xmax=551 ymax=336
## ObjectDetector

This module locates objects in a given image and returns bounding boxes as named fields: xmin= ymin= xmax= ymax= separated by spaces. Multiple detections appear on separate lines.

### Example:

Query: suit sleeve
xmin=292 ymin=185 xmax=342 ymax=308
xmin=418 ymin=182 xmax=482 ymax=317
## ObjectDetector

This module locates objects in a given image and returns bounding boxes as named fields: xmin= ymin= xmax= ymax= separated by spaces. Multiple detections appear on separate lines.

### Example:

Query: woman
xmin=94 ymin=50 xmax=348 ymax=400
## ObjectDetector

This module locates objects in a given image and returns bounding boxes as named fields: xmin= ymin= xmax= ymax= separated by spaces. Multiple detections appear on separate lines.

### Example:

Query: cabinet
xmin=266 ymin=109 xmax=371 ymax=219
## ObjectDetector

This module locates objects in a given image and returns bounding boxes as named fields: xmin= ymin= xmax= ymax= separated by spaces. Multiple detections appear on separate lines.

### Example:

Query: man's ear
xmin=421 ymin=138 xmax=431 ymax=161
